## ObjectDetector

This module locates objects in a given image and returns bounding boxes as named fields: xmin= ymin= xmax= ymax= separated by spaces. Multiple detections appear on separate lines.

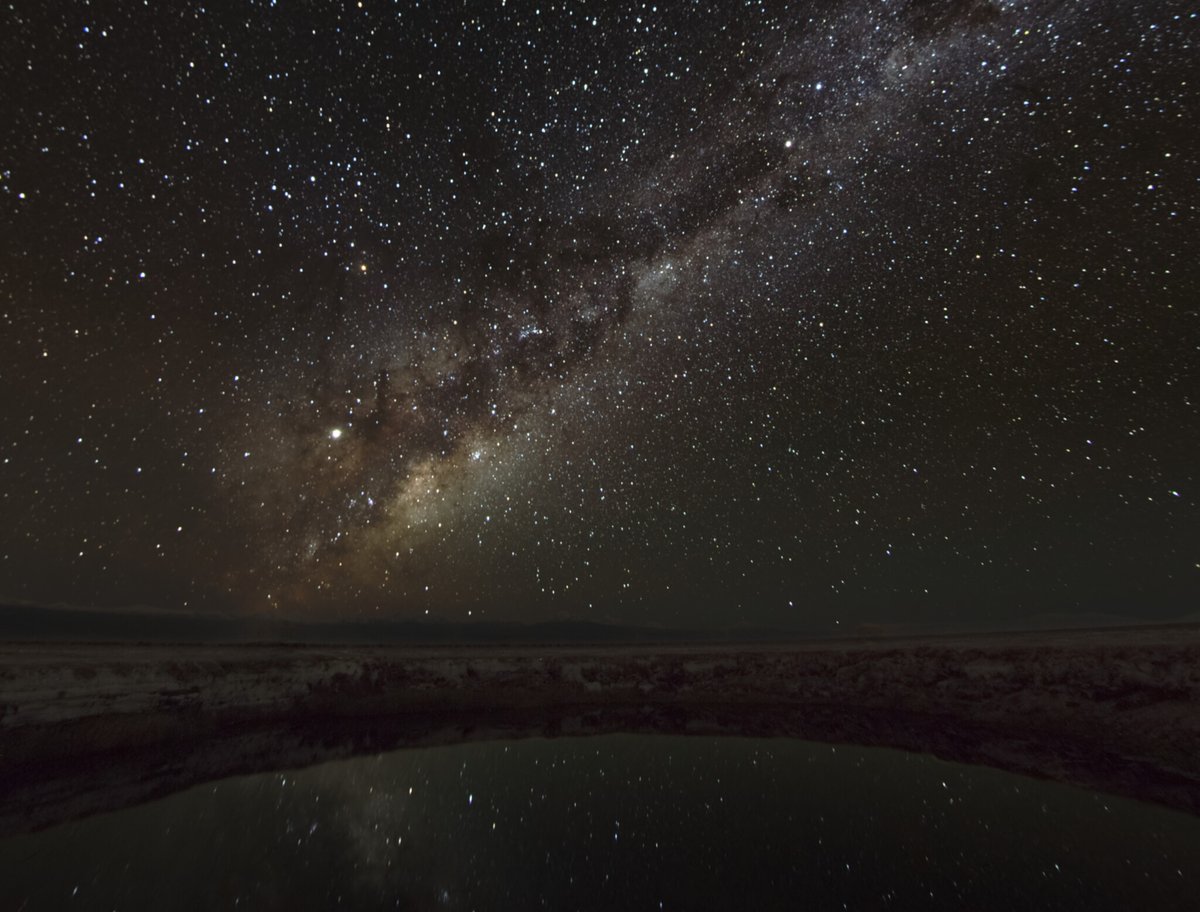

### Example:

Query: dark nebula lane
xmin=2 ymin=0 xmax=1196 ymax=627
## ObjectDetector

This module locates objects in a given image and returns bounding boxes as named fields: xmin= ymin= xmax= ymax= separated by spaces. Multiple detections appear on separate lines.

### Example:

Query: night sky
xmin=2 ymin=1 xmax=1196 ymax=628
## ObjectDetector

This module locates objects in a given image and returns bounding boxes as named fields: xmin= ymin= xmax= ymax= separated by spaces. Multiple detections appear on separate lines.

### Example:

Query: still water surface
xmin=2 ymin=735 xmax=1197 ymax=910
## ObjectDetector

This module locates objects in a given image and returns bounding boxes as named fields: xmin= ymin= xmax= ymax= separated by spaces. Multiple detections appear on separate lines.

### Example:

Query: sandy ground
xmin=1 ymin=625 xmax=1197 ymax=833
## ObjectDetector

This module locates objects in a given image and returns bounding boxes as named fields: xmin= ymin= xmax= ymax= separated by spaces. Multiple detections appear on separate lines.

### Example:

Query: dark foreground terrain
xmin=1 ymin=625 xmax=1197 ymax=835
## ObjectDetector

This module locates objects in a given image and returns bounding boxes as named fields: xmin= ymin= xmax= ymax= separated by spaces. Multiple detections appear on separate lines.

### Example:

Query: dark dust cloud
xmin=1 ymin=1 xmax=1196 ymax=627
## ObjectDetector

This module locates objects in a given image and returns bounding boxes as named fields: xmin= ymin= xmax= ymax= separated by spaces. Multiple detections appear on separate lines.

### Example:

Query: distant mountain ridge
xmin=0 ymin=601 xmax=1185 ymax=645
xmin=0 ymin=602 xmax=804 ymax=645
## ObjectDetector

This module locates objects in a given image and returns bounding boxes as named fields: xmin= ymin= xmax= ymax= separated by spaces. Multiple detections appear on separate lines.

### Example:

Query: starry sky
xmin=2 ymin=0 xmax=1196 ymax=629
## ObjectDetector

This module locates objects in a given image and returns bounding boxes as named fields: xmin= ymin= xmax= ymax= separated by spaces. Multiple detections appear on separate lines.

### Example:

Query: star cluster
xmin=2 ymin=0 xmax=1196 ymax=626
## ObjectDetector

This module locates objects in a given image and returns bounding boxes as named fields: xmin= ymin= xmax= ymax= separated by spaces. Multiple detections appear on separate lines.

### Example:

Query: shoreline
xmin=2 ymin=625 xmax=1198 ymax=833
